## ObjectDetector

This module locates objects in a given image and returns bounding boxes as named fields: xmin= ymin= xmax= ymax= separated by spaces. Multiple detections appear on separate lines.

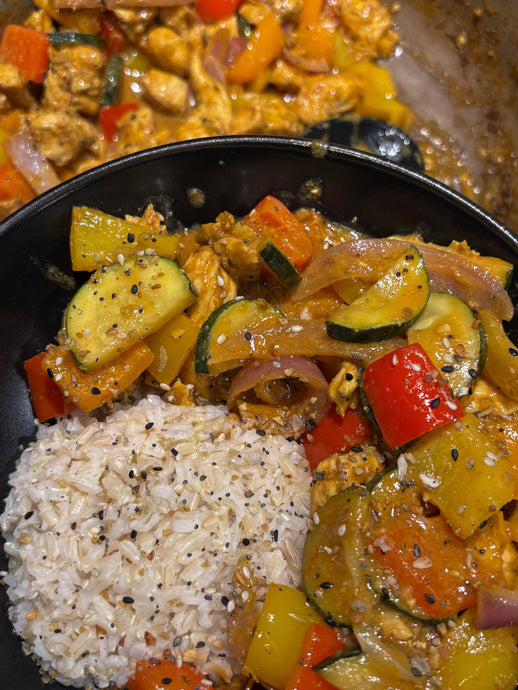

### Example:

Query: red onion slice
xmin=4 ymin=130 xmax=60 ymax=195
xmin=476 ymin=586 xmax=518 ymax=629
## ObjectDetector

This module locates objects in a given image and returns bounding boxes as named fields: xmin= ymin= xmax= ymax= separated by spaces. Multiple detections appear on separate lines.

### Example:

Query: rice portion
xmin=1 ymin=395 xmax=311 ymax=688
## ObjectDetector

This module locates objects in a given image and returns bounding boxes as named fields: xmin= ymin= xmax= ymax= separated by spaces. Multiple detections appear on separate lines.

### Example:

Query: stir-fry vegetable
xmin=21 ymin=195 xmax=518 ymax=689
xmin=0 ymin=25 xmax=49 ymax=83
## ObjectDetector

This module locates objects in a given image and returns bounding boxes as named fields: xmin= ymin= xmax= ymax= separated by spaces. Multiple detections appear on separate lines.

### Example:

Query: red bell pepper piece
xmin=0 ymin=25 xmax=49 ymax=83
xmin=100 ymin=13 xmax=128 ymax=59
xmin=243 ymin=195 xmax=313 ymax=268
xmin=195 ymin=0 xmax=244 ymax=22
xmin=285 ymin=622 xmax=350 ymax=690
xmin=124 ymin=658 xmax=209 ymax=690
xmin=302 ymin=407 xmax=373 ymax=472
xmin=99 ymin=103 xmax=138 ymax=142
xmin=24 ymin=352 xmax=70 ymax=422
xmin=362 ymin=342 xmax=465 ymax=449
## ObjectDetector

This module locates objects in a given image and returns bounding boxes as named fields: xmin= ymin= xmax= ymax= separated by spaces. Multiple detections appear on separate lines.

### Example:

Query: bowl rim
xmin=1 ymin=134 xmax=517 ymax=252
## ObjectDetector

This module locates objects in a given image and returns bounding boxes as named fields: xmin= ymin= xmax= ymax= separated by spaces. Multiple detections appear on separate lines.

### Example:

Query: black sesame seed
xmin=451 ymin=448 xmax=459 ymax=461
xmin=441 ymin=365 xmax=454 ymax=373
xmin=122 ymin=596 xmax=134 ymax=604
xmin=130 ymin=530 xmax=137 ymax=539
xmin=244 ymin=331 xmax=252 ymax=341
xmin=127 ymin=233 xmax=135 ymax=243
xmin=350 ymin=446 xmax=363 ymax=453
xmin=196 ymin=641 xmax=206 ymax=648
xmin=468 ymin=368 xmax=477 ymax=379
xmin=24 ymin=511 xmax=34 ymax=520
xmin=221 ymin=596 xmax=229 ymax=606
xmin=46 ymin=368 xmax=54 ymax=379
xmin=244 ymin=491 xmax=254 ymax=498
xmin=256 ymin=429 xmax=266 ymax=436
xmin=430 ymin=397 xmax=441 ymax=408
xmin=145 ymin=422 xmax=154 ymax=430
xmin=171 ymin=447 xmax=178 ymax=456
xmin=413 ymin=544 xmax=421 ymax=557
xmin=242 ymin=538 xmax=250 ymax=546
xmin=130 ymin=284 xmax=138 ymax=294
xmin=320 ymin=581 xmax=333 ymax=589
xmin=424 ymin=593 xmax=435 ymax=604
xmin=90 ymin=387 xmax=101 ymax=395
xmin=161 ymin=678 xmax=172 ymax=685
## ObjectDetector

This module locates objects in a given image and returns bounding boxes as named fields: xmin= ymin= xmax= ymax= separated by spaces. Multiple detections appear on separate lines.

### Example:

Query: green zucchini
xmin=65 ymin=255 xmax=197 ymax=371
xmin=259 ymin=240 xmax=301 ymax=290
xmin=407 ymin=292 xmax=487 ymax=397
xmin=326 ymin=246 xmax=429 ymax=343
xmin=48 ymin=31 xmax=105 ymax=49
xmin=301 ymin=487 xmax=376 ymax=627
xmin=194 ymin=298 xmax=283 ymax=375
xmin=101 ymin=55 xmax=124 ymax=107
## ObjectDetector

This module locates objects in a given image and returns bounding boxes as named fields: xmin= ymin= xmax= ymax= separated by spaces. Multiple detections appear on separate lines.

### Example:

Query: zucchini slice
xmin=48 ymin=31 xmax=105 ymax=48
xmin=407 ymin=292 xmax=487 ymax=396
xmin=259 ymin=240 xmax=301 ymax=290
xmin=326 ymin=246 xmax=429 ymax=343
xmin=65 ymin=255 xmax=197 ymax=371
xmin=302 ymin=487 xmax=376 ymax=627
xmin=194 ymin=298 xmax=283 ymax=375
xmin=363 ymin=467 xmax=477 ymax=621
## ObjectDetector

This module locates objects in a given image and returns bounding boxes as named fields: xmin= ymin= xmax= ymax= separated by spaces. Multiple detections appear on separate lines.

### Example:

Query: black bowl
xmin=1 ymin=135 xmax=517 ymax=688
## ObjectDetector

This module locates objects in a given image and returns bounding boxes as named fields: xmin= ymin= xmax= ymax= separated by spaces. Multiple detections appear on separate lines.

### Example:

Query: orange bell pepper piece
xmin=124 ymin=658 xmax=209 ymax=690
xmin=24 ymin=352 xmax=74 ymax=422
xmin=242 ymin=194 xmax=313 ymax=268
xmin=0 ymin=161 xmax=35 ymax=204
xmin=226 ymin=13 xmax=284 ymax=84
xmin=0 ymin=25 xmax=49 ymax=83
xmin=43 ymin=342 xmax=154 ymax=414
xmin=297 ymin=0 xmax=335 ymax=64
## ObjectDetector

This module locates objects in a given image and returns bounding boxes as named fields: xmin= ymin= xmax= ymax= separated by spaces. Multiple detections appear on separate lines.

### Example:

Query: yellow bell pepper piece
xmin=70 ymin=206 xmax=179 ymax=271
xmin=43 ymin=342 xmax=154 ymax=414
xmin=350 ymin=61 xmax=414 ymax=131
xmin=242 ymin=584 xmax=324 ymax=689
xmin=437 ymin=608 xmax=518 ymax=690
xmin=146 ymin=312 xmax=199 ymax=385
xmin=478 ymin=309 xmax=518 ymax=403
xmin=297 ymin=0 xmax=335 ymax=64
xmin=226 ymin=13 xmax=285 ymax=85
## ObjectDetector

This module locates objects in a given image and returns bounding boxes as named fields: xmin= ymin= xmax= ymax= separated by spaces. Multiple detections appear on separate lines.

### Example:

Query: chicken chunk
xmin=43 ymin=45 xmax=105 ymax=117
xmin=112 ymin=7 xmax=157 ymax=39
xmin=294 ymin=72 xmax=359 ymax=127
xmin=125 ymin=204 xmax=168 ymax=235
xmin=328 ymin=361 xmax=360 ymax=416
xmin=182 ymin=246 xmax=237 ymax=326
xmin=175 ymin=55 xmax=233 ymax=139
xmin=115 ymin=105 xmax=169 ymax=156
xmin=337 ymin=0 xmax=398 ymax=60
xmin=312 ymin=447 xmax=384 ymax=511
xmin=0 ymin=64 xmax=36 ymax=110
xmin=143 ymin=68 xmax=190 ymax=114
xmin=27 ymin=109 xmax=97 ymax=167
xmin=230 ymin=92 xmax=300 ymax=136
xmin=144 ymin=26 xmax=190 ymax=76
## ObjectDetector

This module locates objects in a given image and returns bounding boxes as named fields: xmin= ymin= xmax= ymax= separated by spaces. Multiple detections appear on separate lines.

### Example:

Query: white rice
xmin=1 ymin=395 xmax=311 ymax=688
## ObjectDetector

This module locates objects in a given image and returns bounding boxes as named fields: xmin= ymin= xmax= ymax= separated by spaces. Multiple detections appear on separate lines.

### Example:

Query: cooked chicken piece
xmin=312 ymin=446 xmax=384 ymax=511
xmin=43 ymin=45 xmax=105 ymax=117
xmin=143 ymin=68 xmax=190 ymax=114
xmin=32 ymin=0 xmax=101 ymax=33
xmin=183 ymin=246 xmax=237 ymax=326
xmin=27 ymin=109 xmax=97 ymax=167
xmin=337 ymin=0 xmax=398 ymax=60
xmin=294 ymin=72 xmax=359 ymax=126
xmin=144 ymin=26 xmax=191 ymax=76
xmin=158 ymin=5 xmax=199 ymax=32
xmin=166 ymin=380 xmax=196 ymax=406
xmin=125 ymin=204 xmax=167 ymax=235
xmin=115 ymin=105 xmax=169 ymax=156
xmin=112 ymin=7 xmax=157 ymax=39
xmin=231 ymin=92 xmax=300 ymax=136
xmin=195 ymin=211 xmax=237 ymax=244
xmin=328 ymin=361 xmax=360 ymax=416
xmin=25 ymin=8 xmax=55 ymax=33
xmin=0 ymin=64 xmax=36 ymax=110
xmin=269 ymin=59 xmax=306 ymax=92
xmin=175 ymin=55 xmax=233 ymax=139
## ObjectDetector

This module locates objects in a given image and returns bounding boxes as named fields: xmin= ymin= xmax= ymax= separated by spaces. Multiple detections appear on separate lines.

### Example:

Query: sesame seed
xmin=313 ymin=511 xmax=320 ymax=525
xmin=337 ymin=524 xmax=346 ymax=537
xmin=445 ymin=399 xmax=458 ymax=410
xmin=430 ymin=397 xmax=441 ymax=408
xmin=413 ymin=556 xmax=433 ymax=569
xmin=392 ymin=354 xmax=398 ymax=366
xmin=216 ymin=334 xmax=226 ymax=344
xmin=410 ymin=362 xmax=421 ymax=372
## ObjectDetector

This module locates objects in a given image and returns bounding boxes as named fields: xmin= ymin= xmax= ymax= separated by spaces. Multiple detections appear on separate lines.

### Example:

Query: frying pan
xmin=0 ymin=0 xmax=516 ymax=230
xmin=0 ymin=135 xmax=517 ymax=688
